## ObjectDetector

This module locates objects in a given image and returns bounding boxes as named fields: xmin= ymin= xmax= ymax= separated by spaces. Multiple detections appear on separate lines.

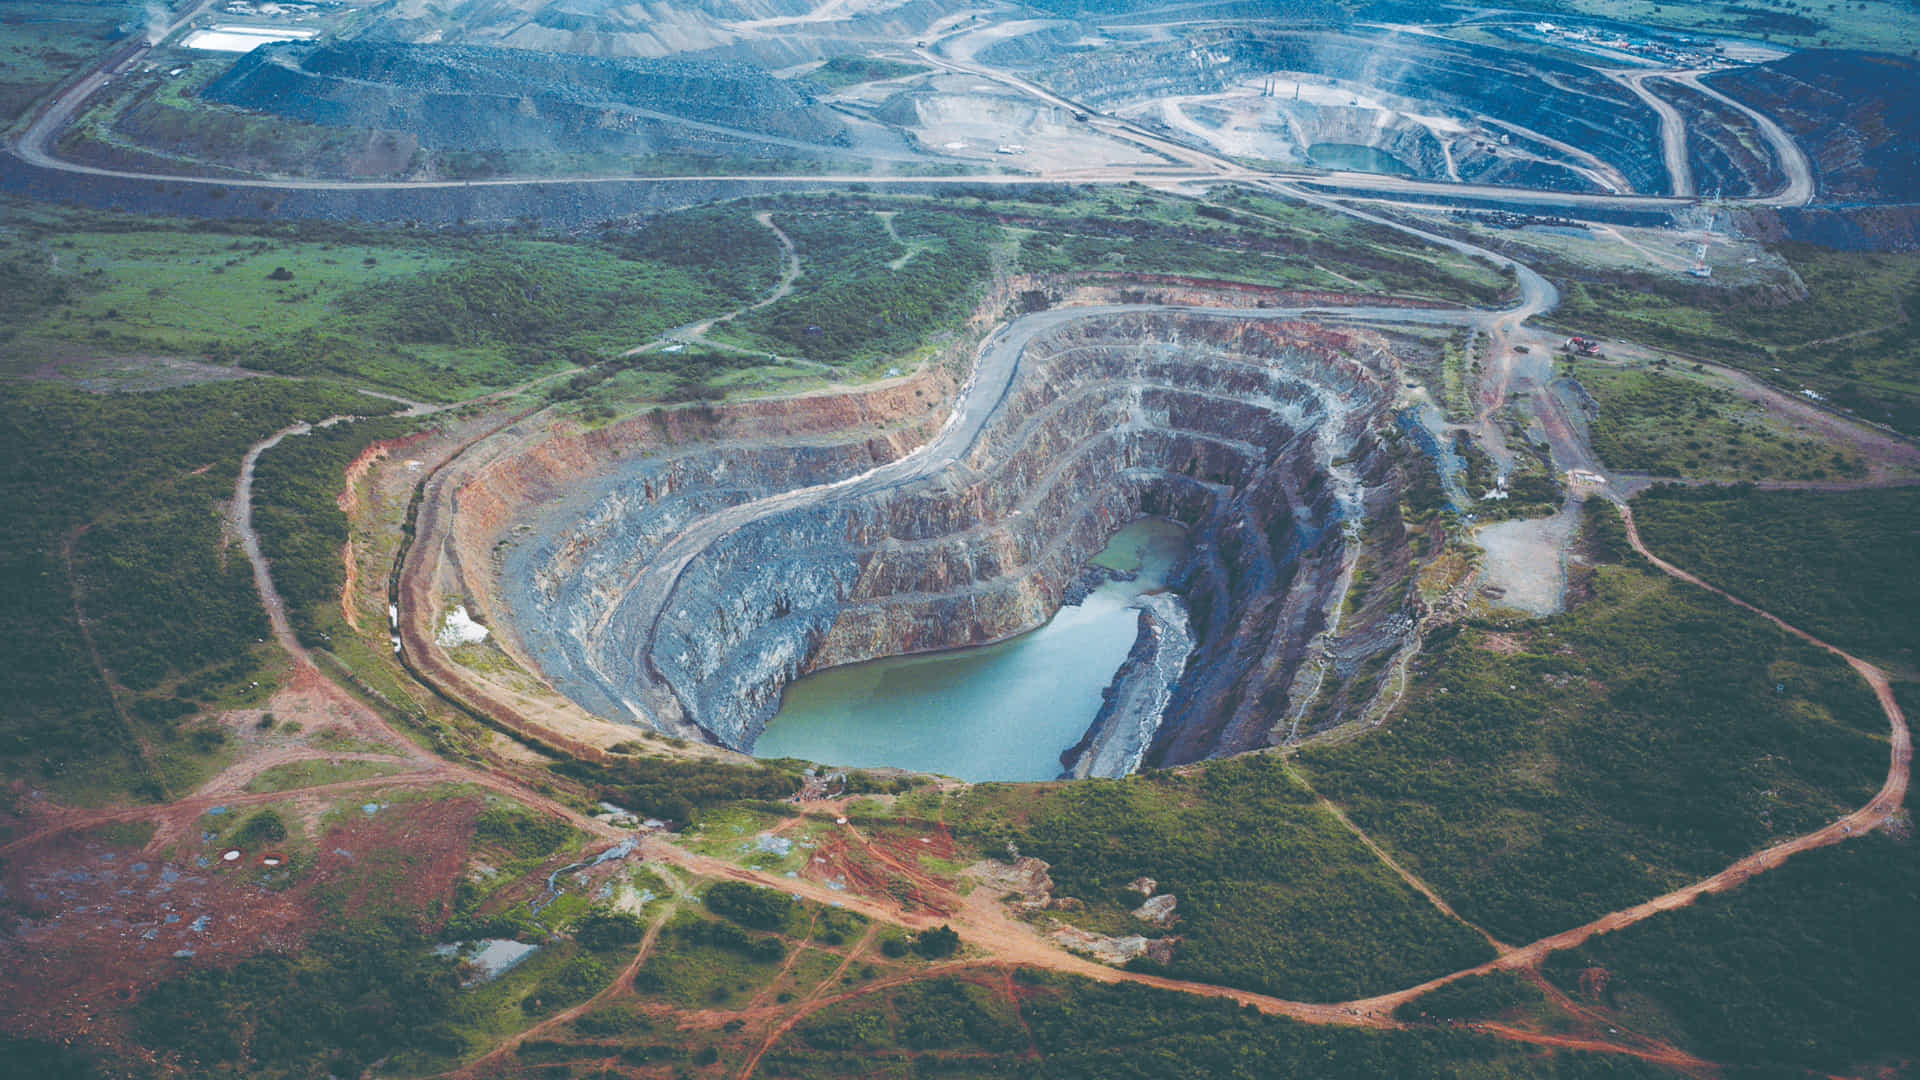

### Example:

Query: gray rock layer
xmin=506 ymin=311 xmax=1418 ymax=764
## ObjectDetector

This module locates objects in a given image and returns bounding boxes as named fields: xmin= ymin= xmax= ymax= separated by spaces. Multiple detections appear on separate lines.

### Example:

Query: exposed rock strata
xmin=1033 ymin=28 xmax=1666 ymax=194
xmin=431 ymin=369 xmax=956 ymax=741
xmin=476 ymin=310 xmax=1419 ymax=765
xmin=1062 ymin=592 xmax=1193 ymax=779
xmin=207 ymin=41 xmax=852 ymax=160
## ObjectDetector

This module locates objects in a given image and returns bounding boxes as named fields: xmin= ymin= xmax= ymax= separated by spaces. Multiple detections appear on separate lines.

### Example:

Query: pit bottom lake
xmin=752 ymin=519 xmax=1187 ymax=781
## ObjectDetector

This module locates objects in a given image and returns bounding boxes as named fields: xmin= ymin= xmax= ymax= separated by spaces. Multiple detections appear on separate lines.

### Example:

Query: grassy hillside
xmin=1632 ymin=484 xmax=1920 ymax=673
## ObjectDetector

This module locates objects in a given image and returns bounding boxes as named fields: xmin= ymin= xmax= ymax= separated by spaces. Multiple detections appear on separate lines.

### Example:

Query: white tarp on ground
xmin=181 ymin=25 xmax=318 ymax=52
xmin=436 ymin=605 xmax=490 ymax=647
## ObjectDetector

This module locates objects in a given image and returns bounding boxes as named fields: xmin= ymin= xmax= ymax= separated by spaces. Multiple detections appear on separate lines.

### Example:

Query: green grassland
xmin=0 ymin=1 xmax=124 ymax=127
xmin=767 ymin=974 xmax=1679 ymax=1079
xmin=1632 ymin=484 xmax=1920 ymax=673
xmin=1568 ymin=359 xmax=1866 ymax=481
xmin=1 ymin=203 xmax=785 ymax=400
xmin=0 ymin=376 xmax=398 ymax=802
xmin=242 ymin=758 xmax=410 ymax=794
xmin=1553 ymin=246 xmax=1920 ymax=435
xmin=1297 ymin=503 xmax=1888 ymax=944
xmin=929 ymin=754 xmax=1496 ymax=1001
xmin=1539 ymin=777 xmax=1918 ymax=1076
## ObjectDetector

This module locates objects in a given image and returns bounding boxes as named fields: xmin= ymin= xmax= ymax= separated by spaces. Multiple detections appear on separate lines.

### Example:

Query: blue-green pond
xmin=753 ymin=519 xmax=1187 ymax=781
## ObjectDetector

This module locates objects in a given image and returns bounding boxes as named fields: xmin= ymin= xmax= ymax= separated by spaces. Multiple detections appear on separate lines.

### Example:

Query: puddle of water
xmin=1308 ymin=142 xmax=1416 ymax=176
xmin=754 ymin=519 xmax=1187 ymax=781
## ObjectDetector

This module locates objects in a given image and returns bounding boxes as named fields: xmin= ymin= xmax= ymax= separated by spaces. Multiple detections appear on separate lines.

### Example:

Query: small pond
xmin=753 ymin=519 xmax=1187 ymax=781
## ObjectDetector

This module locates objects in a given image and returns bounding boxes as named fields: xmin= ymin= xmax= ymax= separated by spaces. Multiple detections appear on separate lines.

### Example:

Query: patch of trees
xmin=803 ymin=56 xmax=928 ymax=89
xmin=231 ymin=809 xmax=288 ymax=848
xmin=946 ymin=755 xmax=1492 ymax=1001
xmin=251 ymin=415 xmax=417 ymax=646
xmin=0 ymin=378 xmax=394 ymax=797
xmin=1300 ymin=560 xmax=1886 ymax=943
xmin=574 ymin=909 xmax=648 ymax=950
xmin=604 ymin=207 xmax=784 ymax=302
xmin=1634 ymin=484 xmax=1920 ymax=670
xmin=672 ymin=915 xmax=785 ymax=964
xmin=133 ymin=920 xmax=465 ymax=1076
xmin=731 ymin=210 xmax=995 ymax=364
xmin=911 ymin=924 xmax=961 ymax=959
xmin=704 ymin=880 xmax=792 ymax=930
xmin=550 ymin=754 xmax=800 ymax=824
xmin=892 ymin=976 xmax=1024 ymax=1050
xmin=473 ymin=806 xmax=578 ymax=860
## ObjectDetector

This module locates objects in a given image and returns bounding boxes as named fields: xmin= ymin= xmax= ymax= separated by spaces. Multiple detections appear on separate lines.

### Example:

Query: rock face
xmin=1712 ymin=51 xmax=1920 ymax=203
xmin=472 ymin=309 xmax=1419 ymax=765
xmin=1033 ymin=28 xmax=1666 ymax=194
xmin=1047 ymin=924 xmax=1177 ymax=966
xmin=1062 ymin=593 xmax=1193 ymax=778
xmin=1132 ymin=893 xmax=1179 ymax=928
xmin=964 ymin=857 xmax=1057 ymax=906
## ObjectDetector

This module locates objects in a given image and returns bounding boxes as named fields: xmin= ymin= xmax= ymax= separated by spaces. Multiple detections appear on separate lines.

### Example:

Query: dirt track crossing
xmin=5 ymin=33 xmax=1891 ymax=1069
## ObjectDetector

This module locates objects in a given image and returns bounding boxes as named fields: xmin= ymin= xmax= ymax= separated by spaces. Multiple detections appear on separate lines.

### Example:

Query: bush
xmin=574 ymin=908 xmax=648 ymax=950
xmin=912 ymin=925 xmax=960 ymax=959
xmin=232 ymin=809 xmax=288 ymax=847
xmin=474 ymin=807 xmax=577 ymax=860
xmin=704 ymin=881 xmax=792 ymax=931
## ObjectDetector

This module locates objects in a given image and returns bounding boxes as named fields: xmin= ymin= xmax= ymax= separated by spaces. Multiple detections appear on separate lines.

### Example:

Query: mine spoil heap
xmin=463 ymin=310 xmax=1422 ymax=767
xmin=206 ymin=40 xmax=849 ymax=156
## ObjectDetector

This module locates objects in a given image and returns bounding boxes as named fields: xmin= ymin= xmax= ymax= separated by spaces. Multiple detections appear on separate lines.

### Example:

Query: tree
xmin=913 ymin=925 xmax=961 ymax=959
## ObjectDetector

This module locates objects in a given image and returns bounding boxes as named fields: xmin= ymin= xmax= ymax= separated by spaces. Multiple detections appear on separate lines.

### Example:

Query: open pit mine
xmin=409 ymin=308 xmax=1433 ymax=777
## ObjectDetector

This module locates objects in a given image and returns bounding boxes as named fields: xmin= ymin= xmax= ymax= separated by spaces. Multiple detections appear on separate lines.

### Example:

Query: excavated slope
xmin=206 ymin=41 xmax=849 ymax=156
xmin=466 ymin=310 xmax=1416 ymax=765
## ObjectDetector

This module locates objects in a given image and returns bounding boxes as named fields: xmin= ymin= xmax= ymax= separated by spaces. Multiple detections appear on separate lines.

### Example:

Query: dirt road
xmin=1607 ymin=70 xmax=1694 ymax=198
xmin=1668 ymin=71 xmax=1815 ymax=206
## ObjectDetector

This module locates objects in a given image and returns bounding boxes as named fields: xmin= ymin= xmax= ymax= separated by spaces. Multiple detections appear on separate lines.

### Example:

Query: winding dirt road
xmin=7 ymin=8 xmax=1814 ymax=221
xmin=1608 ymin=70 xmax=1694 ymax=198
xmin=576 ymin=298 xmax=1536 ymax=732
xmin=5 ymin=12 xmax=1886 ymax=1072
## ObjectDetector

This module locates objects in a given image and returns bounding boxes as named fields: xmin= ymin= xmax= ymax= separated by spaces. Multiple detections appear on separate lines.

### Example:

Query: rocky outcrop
xmin=1047 ymin=923 xmax=1178 ymax=965
xmin=480 ymin=308 xmax=1414 ymax=764
xmin=1061 ymin=592 xmax=1193 ymax=778
xmin=965 ymin=857 xmax=1057 ymax=906
xmin=1132 ymin=893 xmax=1178 ymax=927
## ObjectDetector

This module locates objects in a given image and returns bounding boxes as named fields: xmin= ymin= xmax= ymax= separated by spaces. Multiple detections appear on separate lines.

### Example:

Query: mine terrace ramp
xmin=563 ymin=299 xmax=1525 ymax=734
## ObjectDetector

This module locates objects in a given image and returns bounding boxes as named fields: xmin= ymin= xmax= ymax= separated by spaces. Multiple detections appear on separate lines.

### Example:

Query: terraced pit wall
xmin=453 ymin=311 xmax=1424 ymax=766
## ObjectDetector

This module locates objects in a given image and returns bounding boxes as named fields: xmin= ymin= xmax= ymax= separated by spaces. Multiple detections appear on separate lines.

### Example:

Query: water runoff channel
xmin=753 ymin=519 xmax=1190 ymax=781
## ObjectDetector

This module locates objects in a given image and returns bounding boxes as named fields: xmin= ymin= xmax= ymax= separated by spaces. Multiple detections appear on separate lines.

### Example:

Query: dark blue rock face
xmin=496 ymin=312 xmax=1425 ymax=764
